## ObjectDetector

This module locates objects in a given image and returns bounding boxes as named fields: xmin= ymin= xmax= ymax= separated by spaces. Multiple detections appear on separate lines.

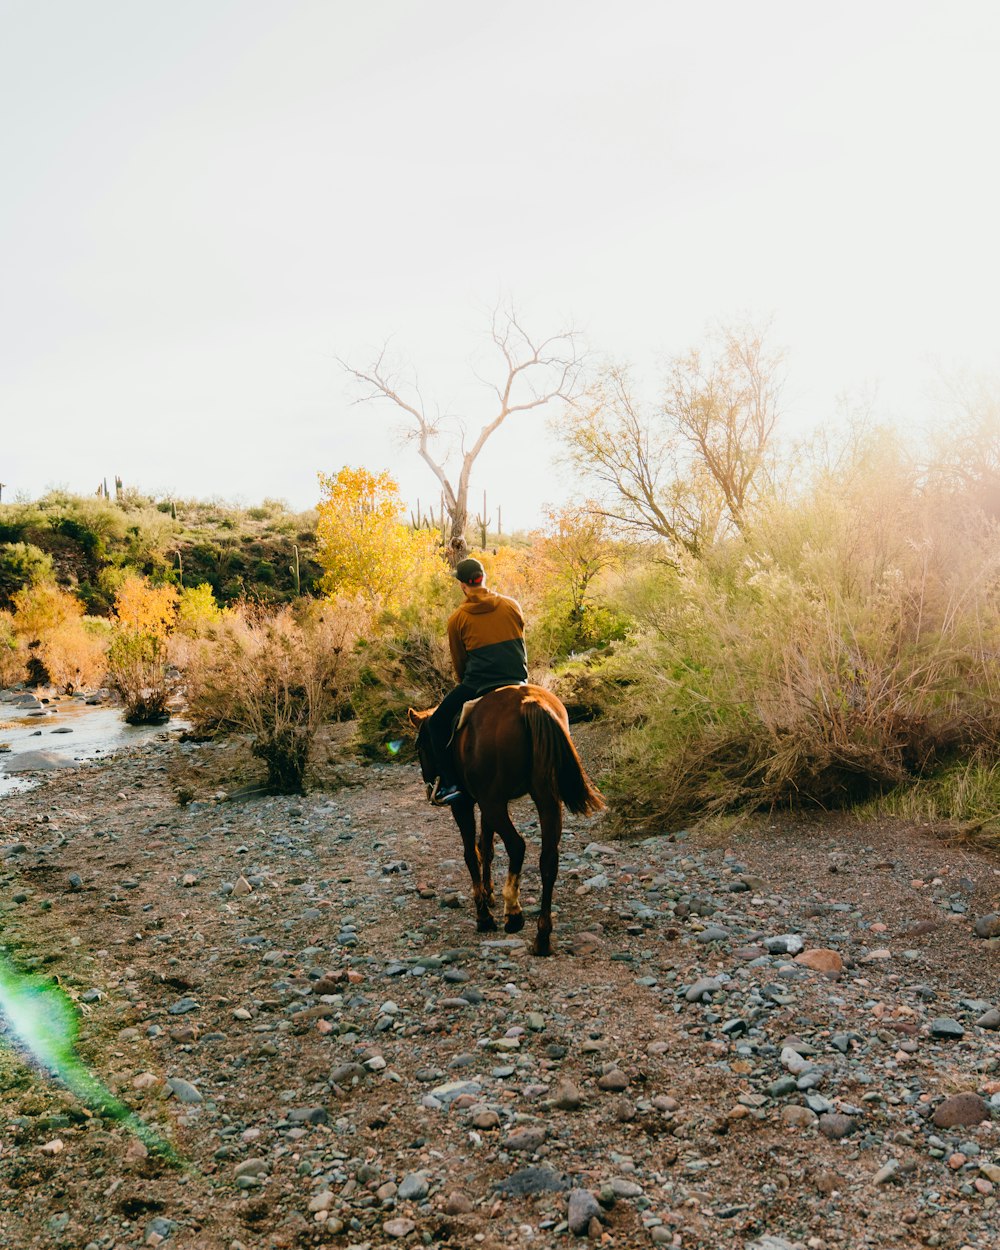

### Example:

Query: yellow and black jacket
xmin=447 ymin=588 xmax=528 ymax=695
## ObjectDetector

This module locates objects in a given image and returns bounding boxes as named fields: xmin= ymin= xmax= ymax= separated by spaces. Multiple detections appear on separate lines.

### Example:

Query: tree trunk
xmin=446 ymin=509 xmax=469 ymax=566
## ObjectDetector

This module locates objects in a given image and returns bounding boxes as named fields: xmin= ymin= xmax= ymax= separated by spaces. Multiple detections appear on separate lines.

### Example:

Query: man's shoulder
xmin=496 ymin=593 xmax=524 ymax=617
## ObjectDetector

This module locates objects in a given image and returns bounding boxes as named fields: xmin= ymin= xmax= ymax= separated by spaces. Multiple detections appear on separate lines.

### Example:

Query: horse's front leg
xmin=482 ymin=801 xmax=526 ymax=934
xmin=453 ymin=800 xmax=496 ymax=931
xmin=531 ymin=794 xmax=562 ymax=956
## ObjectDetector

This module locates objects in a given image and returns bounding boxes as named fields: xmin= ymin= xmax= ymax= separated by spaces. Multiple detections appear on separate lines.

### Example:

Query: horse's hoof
xmin=477 ymin=915 xmax=498 ymax=932
xmin=504 ymin=912 xmax=525 ymax=934
xmin=530 ymin=939 xmax=552 ymax=957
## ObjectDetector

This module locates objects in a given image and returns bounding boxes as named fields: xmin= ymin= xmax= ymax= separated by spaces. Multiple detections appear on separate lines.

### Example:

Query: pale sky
xmin=2 ymin=0 xmax=998 ymax=528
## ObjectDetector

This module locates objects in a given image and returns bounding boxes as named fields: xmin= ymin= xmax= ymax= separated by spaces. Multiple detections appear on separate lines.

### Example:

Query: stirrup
xmin=430 ymin=779 xmax=463 ymax=806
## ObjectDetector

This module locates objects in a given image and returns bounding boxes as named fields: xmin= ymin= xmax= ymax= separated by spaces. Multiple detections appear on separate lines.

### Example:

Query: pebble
xmin=794 ymin=948 xmax=843 ymax=976
xmin=596 ymin=1070 xmax=629 ymax=1091
xmin=383 ymin=1218 xmax=416 ymax=1238
xmin=931 ymin=1093 xmax=991 ymax=1128
xmin=505 ymin=1126 xmax=547 ymax=1152
xmin=818 ymin=1113 xmax=855 ymax=1140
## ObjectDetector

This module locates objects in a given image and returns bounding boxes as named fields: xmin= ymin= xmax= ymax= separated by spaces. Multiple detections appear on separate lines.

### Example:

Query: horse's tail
xmin=521 ymin=697 xmax=605 ymax=816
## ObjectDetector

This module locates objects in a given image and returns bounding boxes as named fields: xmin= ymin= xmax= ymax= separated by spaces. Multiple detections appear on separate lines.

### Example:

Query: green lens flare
xmin=0 ymin=955 xmax=180 ymax=1163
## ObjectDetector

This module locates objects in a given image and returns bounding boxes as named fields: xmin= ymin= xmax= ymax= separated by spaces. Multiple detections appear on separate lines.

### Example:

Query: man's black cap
xmin=455 ymin=557 xmax=485 ymax=585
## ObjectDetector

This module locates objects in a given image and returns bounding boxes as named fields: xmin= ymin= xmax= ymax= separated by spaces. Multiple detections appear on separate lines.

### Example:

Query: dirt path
xmin=0 ymin=733 xmax=999 ymax=1250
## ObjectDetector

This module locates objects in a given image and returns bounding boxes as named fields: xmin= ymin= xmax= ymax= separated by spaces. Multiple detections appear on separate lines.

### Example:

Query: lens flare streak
xmin=0 ymin=954 xmax=179 ymax=1162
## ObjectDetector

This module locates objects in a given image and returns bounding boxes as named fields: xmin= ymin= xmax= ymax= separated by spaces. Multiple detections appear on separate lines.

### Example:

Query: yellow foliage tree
xmin=11 ymin=584 xmax=107 ymax=690
xmin=481 ymin=544 xmax=550 ymax=613
xmin=0 ymin=609 xmax=27 ymax=686
xmin=11 ymin=582 xmax=83 ymax=642
xmin=112 ymin=575 xmax=179 ymax=638
xmin=316 ymin=467 xmax=437 ymax=611
xmin=536 ymin=503 xmax=620 ymax=618
xmin=176 ymin=583 xmax=223 ymax=636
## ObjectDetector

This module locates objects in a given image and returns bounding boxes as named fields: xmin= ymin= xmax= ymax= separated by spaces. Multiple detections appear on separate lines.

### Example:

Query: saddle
xmin=447 ymin=684 xmax=525 ymax=745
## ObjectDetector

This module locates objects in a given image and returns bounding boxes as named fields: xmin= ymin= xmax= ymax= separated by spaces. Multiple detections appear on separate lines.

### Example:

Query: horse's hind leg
xmin=453 ymin=800 xmax=496 ymax=932
xmin=531 ymin=793 xmax=562 ymax=956
xmin=482 ymin=801 xmax=526 ymax=934
xmin=478 ymin=813 xmax=497 ymax=909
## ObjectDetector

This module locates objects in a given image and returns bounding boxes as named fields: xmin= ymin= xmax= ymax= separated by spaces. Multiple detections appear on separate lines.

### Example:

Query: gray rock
xmin=429 ymin=1079 xmax=482 ymax=1106
xmin=234 ymin=1158 xmax=269 ymax=1178
xmin=286 ymin=1106 xmax=327 ymax=1124
xmin=974 ymin=913 xmax=1000 ymax=939
xmin=166 ymin=1078 xmax=202 ymax=1104
xmin=168 ymin=997 xmax=200 ymax=1015
xmin=493 ymin=1168 xmax=570 ymax=1197
xmin=397 ymin=1172 xmax=430 ymax=1201
xmin=929 ymin=1016 xmax=965 ymax=1040
xmin=567 ymin=1188 xmax=602 ymax=1235
xmin=764 ymin=934 xmax=804 ymax=955
xmin=976 ymin=1008 xmax=1000 ymax=1030
xmin=685 ymin=977 xmax=722 ymax=1002
xmin=145 ymin=1218 xmax=178 ymax=1242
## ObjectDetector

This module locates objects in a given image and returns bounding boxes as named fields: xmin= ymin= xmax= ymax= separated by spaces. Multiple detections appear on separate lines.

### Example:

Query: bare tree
xmin=560 ymin=321 xmax=783 ymax=552
xmin=340 ymin=305 xmax=583 ymax=564
xmin=561 ymin=365 xmax=721 ymax=553
xmin=666 ymin=322 xmax=783 ymax=529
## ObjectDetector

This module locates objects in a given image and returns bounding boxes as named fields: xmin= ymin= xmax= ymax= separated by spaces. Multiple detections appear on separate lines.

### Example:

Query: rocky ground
xmin=0 ymin=727 xmax=999 ymax=1250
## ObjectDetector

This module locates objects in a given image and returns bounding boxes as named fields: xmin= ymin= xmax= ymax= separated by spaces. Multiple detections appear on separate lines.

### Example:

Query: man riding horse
xmin=427 ymin=556 xmax=527 ymax=805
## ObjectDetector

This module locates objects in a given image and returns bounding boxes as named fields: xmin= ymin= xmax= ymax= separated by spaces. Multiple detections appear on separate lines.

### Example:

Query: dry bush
xmin=605 ymin=431 xmax=1000 ymax=828
xmin=106 ymin=630 xmax=171 ymax=724
xmin=184 ymin=599 xmax=364 ymax=793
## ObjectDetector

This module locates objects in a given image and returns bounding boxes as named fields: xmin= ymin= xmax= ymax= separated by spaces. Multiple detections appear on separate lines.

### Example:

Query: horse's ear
xmin=407 ymin=707 xmax=427 ymax=728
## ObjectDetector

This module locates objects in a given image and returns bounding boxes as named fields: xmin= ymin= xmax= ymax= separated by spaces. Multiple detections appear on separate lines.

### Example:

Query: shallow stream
xmin=0 ymin=692 xmax=180 ymax=799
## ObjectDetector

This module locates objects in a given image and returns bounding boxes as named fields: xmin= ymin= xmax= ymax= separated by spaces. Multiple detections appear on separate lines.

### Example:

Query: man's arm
xmin=448 ymin=616 xmax=467 ymax=681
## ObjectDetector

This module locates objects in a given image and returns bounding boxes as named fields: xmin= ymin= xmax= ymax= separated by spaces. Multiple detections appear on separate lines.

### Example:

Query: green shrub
xmin=0 ymin=543 xmax=54 ymax=607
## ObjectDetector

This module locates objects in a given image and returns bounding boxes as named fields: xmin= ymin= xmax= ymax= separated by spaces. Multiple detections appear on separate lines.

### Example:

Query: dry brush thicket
xmin=597 ymin=427 xmax=1000 ymax=831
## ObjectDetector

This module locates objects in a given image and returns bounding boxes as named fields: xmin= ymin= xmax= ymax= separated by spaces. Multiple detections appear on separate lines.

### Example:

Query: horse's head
xmin=407 ymin=707 xmax=436 ymax=792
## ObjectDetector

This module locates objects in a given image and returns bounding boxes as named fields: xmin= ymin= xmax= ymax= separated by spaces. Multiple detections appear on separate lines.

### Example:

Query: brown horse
xmin=408 ymin=684 xmax=604 ymax=955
